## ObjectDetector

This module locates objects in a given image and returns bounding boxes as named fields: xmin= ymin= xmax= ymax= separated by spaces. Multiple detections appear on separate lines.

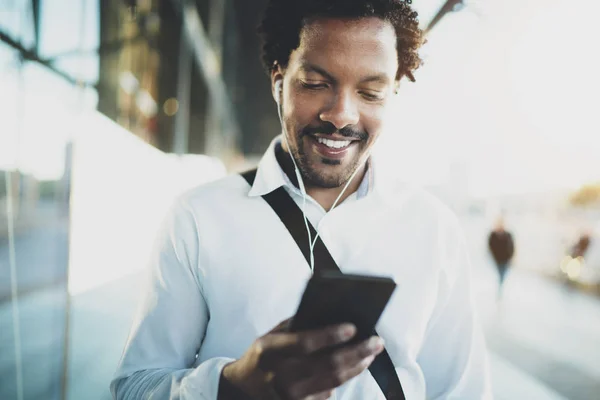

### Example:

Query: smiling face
xmin=273 ymin=17 xmax=399 ymax=188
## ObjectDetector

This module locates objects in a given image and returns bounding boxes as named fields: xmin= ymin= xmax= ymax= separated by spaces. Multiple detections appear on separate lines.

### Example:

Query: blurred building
xmin=94 ymin=0 xmax=289 ymax=164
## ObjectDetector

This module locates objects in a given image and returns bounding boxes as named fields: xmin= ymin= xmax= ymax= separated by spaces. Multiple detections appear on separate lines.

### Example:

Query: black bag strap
xmin=241 ymin=169 xmax=405 ymax=400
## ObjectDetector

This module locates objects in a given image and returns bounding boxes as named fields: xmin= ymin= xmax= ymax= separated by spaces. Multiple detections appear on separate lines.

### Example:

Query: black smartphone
xmin=289 ymin=271 xmax=397 ymax=344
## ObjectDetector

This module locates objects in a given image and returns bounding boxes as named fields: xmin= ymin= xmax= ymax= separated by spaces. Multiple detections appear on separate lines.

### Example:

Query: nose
xmin=319 ymin=90 xmax=359 ymax=130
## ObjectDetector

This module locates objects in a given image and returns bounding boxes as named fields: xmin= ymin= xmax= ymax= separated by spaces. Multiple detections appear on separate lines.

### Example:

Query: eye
xmin=301 ymin=81 xmax=329 ymax=90
xmin=360 ymin=91 xmax=384 ymax=102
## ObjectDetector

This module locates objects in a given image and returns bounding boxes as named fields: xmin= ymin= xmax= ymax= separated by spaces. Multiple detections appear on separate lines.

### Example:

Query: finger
xmin=257 ymin=323 xmax=357 ymax=369
xmin=296 ymin=323 xmax=357 ymax=353
xmin=270 ymin=317 xmax=293 ymax=333
xmin=331 ymin=336 xmax=385 ymax=365
xmin=270 ymin=337 xmax=383 ymax=399
xmin=295 ymin=354 xmax=376 ymax=397
xmin=305 ymin=336 xmax=384 ymax=384
xmin=269 ymin=375 xmax=333 ymax=400
xmin=305 ymin=390 xmax=334 ymax=400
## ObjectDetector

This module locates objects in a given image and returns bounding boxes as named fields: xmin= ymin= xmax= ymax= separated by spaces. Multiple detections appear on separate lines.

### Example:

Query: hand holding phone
xmin=220 ymin=271 xmax=394 ymax=399
xmin=221 ymin=319 xmax=384 ymax=399
xmin=290 ymin=271 xmax=397 ymax=345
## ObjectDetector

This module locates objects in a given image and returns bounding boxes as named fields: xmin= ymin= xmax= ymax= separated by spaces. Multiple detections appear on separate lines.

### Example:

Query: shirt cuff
xmin=180 ymin=357 xmax=236 ymax=400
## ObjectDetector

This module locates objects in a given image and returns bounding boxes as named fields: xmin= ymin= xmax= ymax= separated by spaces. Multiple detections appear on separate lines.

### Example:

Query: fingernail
xmin=339 ymin=324 xmax=356 ymax=340
xmin=362 ymin=355 xmax=375 ymax=367
xmin=368 ymin=337 xmax=384 ymax=351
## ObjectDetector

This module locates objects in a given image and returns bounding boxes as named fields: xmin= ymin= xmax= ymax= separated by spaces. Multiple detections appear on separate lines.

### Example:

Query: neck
xmin=307 ymin=166 xmax=366 ymax=211
xmin=275 ymin=143 xmax=366 ymax=211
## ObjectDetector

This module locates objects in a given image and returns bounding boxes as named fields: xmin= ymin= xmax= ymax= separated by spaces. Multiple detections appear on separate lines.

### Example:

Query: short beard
xmin=294 ymin=144 xmax=362 ymax=189
xmin=289 ymin=121 xmax=368 ymax=188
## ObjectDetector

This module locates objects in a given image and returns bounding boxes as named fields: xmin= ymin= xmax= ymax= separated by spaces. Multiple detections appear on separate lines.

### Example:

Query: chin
xmin=303 ymin=165 xmax=355 ymax=189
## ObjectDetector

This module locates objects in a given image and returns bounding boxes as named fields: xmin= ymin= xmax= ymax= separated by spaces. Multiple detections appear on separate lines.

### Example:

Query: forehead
xmin=290 ymin=17 xmax=398 ymax=78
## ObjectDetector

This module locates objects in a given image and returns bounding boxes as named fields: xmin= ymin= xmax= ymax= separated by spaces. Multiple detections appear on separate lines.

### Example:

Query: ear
xmin=271 ymin=63 xmax=285 ymax=103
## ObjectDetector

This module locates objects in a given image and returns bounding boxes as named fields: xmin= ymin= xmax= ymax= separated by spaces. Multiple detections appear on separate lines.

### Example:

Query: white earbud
xmin=274 ymin=80 xmax=282 ymax=105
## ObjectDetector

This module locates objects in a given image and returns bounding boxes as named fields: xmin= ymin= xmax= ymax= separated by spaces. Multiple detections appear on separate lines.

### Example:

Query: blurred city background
xmin=1 ymin=0 xmax=599 ymax=399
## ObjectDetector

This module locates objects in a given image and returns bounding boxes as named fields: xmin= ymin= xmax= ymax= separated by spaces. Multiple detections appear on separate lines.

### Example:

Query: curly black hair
xmin=257 ymin=0 xmax=424 ymax=82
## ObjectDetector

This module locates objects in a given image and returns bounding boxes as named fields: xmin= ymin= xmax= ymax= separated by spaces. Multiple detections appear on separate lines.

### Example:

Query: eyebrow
xmin=301 ymin=63 xmax=336 ymax=82
xmin=300 ymin=62 xmax=390 ymax=85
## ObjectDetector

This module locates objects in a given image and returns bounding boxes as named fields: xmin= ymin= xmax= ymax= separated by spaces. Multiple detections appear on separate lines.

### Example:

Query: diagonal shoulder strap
xmin=241 ymin=169 xmax=405 ymax=400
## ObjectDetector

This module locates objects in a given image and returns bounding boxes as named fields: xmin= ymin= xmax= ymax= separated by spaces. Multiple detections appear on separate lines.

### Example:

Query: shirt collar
xmin=248 ymin=135 xmax=375 ymax=199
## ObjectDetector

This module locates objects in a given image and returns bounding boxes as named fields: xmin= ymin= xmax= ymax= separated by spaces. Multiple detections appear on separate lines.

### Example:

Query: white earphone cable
xmin=276 ymin=80 xmax=374 ymax=273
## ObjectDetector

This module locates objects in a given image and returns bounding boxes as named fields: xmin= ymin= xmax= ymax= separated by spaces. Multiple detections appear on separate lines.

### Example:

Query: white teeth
xmin=316 ymin=137 xmax=352 ymax=149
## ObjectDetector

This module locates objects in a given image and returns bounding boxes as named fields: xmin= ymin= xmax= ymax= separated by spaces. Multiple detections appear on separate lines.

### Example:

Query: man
xmin=570 ymin=231 xmax=591 ymax=260
xmin=111 ymin=1 xmax=492 ymax=399
xmin=488 ymin=216 xmax=514 ymax=298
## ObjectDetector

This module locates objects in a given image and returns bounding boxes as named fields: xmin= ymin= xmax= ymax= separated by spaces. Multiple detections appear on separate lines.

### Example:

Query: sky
xmin=0 ymin=0 xmax=599 ymax=196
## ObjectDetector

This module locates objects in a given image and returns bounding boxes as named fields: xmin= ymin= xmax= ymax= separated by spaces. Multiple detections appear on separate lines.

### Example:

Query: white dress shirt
xmin=111 ymin=137 xmax=492 ymax=399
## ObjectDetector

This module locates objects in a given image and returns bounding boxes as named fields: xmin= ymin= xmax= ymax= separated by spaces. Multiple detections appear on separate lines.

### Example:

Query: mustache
xmin=301 ymin=122 xmax=368 ymax=141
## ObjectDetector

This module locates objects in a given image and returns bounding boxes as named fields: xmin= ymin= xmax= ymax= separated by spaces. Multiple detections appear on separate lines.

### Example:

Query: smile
xmin=310 ymin=135 xmax=358 ymax=160
xmin=316 ymin=137 xmax=352 ymax=149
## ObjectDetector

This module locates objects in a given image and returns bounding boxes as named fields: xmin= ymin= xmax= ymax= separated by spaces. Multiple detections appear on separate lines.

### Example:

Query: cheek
xmin=361 ymin=111 xmax=385 ymax=140
xmin=287 ymin=93 xmax=324 ymax=125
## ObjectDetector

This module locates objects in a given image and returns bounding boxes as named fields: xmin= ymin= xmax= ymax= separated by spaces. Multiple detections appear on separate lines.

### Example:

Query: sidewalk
xmin=489 ymin=353 xmax=566 ymax=400
xmin=473 ymin=263 xmax=600 ymax=400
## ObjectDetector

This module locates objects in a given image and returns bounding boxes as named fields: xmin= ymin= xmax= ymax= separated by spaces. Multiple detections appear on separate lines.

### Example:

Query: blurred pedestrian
xmin=570 ymin=231 xmax=591 ymax=259
xmin=488 ymin=216 xmax=514 ymax=298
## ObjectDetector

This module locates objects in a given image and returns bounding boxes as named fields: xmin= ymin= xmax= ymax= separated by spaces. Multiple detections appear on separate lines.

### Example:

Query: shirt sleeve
xmin=110 ymin=198 xmax=234 ymax=400
xmin=417 ymin=214 xmax=493 ymax=400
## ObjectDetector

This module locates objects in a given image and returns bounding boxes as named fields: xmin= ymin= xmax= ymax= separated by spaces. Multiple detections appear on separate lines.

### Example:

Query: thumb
xmin=270 ymin=317 xmax=293 ymax=333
